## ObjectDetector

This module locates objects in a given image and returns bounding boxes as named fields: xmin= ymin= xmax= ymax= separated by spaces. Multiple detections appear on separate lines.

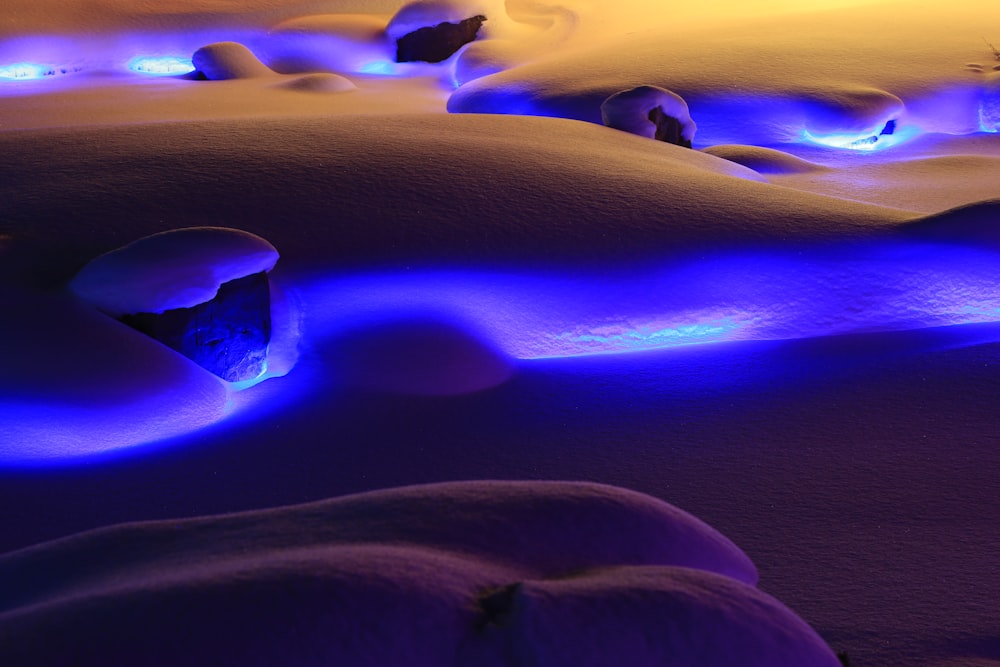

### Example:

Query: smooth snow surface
xmin=0 ymin=482 xmax=846 ymax=667
xmin=3 ymin=0 xmax=1000 ymax=665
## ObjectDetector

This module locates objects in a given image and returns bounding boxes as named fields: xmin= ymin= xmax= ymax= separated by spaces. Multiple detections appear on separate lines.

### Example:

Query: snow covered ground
xmin=2 ymin=0 xmax=999 ymax=664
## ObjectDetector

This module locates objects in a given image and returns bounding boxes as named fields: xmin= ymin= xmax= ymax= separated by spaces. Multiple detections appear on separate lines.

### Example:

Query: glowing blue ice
xmin=0 ymin=63 xmax=51 ymax=80
xmin=128 ymin=56 xmax=196 ymax=76
xmin=800 ymin=123 xmax=914 ymax=151
xmin=359 ymin=61 xmax=397 ymax=76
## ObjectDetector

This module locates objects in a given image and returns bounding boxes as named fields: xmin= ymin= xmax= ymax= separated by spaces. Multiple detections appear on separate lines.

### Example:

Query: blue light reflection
xmin=0 ymin=63 xmax=52 ymax=80
xmin=128 ymin=56 xmax=195 ymax=76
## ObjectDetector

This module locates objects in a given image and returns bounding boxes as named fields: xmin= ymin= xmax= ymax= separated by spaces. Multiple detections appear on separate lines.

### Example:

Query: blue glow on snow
xmin=128 ymin=56 xmax=195 ymax=76
xmin=8 ymin=238 xmax=1000 ymax=465
xmin=800 ymin=124 xmax=915 ymax=151
xmin=358 ymin=60 xmax=397 ymax=76
xmin=979 ymin=103 xmax=999 ymax=133
xmin=0 ymin=63 xmax=52 ymax=80
xmin=545 ymin=318 xmax=744 ymax=358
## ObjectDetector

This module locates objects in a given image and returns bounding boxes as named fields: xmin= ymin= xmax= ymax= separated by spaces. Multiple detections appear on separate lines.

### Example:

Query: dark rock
xmin=648 ymin=106 xmax=692 ymax=148
xmin=121 ymin=272 xmax=271 ymax=383
xmin=396 ymin=15 xmax=486 ymax=63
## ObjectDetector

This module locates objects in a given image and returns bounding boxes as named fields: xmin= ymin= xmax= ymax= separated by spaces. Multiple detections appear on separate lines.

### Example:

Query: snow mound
xmin=69 ymin=227 xmax=279 ymax=317
xmin=702 ymin=144 xmax=827 ymax=174
xmin=193 ymin=42 xmax=275 ymax=80
xmin=7 ymin=114 xmax=891 ymax=278
xmin=276 ymin=72 xmax=357 ymax=93
xmin=601 ymin=85 xmax=696 ymax=147
xmin=0 ymin=482 xmax=838 ymax=666
xmin=473 ymin=567 xmax=843 ymax=667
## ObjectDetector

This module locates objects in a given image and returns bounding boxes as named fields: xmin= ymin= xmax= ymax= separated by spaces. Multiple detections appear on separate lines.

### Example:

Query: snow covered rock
xmin=69 ymin=227 xmax=279 ymax=382
xmin=192 ymin=42 xmax=274 ymax=80
xmin=601 ymin=86 xmax=696 ymax=148
xmin=388 ymin=0 xmax=489 ymax=63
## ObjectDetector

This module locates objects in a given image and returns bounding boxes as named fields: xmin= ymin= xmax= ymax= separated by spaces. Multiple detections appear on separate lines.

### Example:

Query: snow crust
xmin=69 ymin=227 xmax=279 ymax=317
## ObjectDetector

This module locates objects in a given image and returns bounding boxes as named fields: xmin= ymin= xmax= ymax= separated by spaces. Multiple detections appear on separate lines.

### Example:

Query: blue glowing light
xmin=128 ymin=56 xmax=196 ymax=76
xmin=979 ymin=103 xmax=999 ymax=133
xmin=0 ymin=63 xmax=53 ymax=80
xmin=358 ymin=61 xmax=397 ymax=76
xmin=801 ymin=121 xmax=911 ymax=151
xmin=547 ymin=318 xmax=746 ymax=358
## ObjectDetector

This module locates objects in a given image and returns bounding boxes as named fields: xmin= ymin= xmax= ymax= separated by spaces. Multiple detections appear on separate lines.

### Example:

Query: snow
xmin=68 ymin=227 xmax=279 ymax=317
xmin=192 ymin=41 xmax=275 ymax=80
xmin=1 ymin=482 xmax=832 ymax=666
xmin=2 ymin=0 xmax=1000 ymax=664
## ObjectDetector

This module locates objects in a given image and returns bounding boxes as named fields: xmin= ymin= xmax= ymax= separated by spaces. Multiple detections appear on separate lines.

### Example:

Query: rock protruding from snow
xmin=601 ymin=85 xmax=696 ymax=147
xmin=121 ymin=271 xmax=272 ymax=383
xmin=192 ymin=42 xmax=274 ymax=80
xmin=397 ymin=15 xmax=486 ymax=63
xmin=388 ymin=0 xmax=491 ymax=63
xmin=69 ymin=227 xmax=279 ymax=382
xmin=0 ymin=481 xmax=843 ymax=666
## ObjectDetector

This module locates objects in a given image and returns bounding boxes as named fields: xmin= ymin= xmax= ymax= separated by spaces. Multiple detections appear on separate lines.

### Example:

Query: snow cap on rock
xmin=601 ymin=85 xmax=697 ymax=146
xmin=69 ymin=227 xmax=279 ymax=317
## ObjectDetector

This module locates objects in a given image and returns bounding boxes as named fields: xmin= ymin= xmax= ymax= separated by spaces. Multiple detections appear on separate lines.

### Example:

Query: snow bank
xmin=69 ymin=227 xmax=279 ymax=317
xmin=0 ymin=482 xmax=845 ymax=666
xmin=4 ymin=115 xmax=899 ymax=283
